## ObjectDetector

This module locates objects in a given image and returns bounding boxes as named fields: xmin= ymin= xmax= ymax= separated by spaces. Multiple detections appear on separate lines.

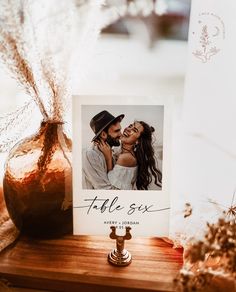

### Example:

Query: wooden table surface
xmin=0 ymin=235 xmax=183 ymax=292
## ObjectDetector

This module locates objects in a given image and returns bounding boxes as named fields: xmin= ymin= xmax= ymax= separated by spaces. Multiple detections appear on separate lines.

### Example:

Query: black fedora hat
xmin=90 ymin=110 xmax=124 ymax=142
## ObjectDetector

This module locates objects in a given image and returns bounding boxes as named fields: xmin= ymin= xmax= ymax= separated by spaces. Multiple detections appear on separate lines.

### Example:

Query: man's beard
xmin=106 ymin=134 xmax=120 ymax=147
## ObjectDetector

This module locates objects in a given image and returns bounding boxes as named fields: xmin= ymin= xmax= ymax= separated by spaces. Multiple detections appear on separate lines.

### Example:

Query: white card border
xmin=72 ymin=94 xmax=173 ymax=237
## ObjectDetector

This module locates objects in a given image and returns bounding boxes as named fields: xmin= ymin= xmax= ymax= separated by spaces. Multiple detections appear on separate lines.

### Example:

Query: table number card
xmin=72 ymin=95 xmax=173 ymax=237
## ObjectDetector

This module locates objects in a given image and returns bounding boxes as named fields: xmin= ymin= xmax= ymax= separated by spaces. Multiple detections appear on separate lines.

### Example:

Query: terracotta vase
xmin=3 ymin=121 xmax=73 ymax=238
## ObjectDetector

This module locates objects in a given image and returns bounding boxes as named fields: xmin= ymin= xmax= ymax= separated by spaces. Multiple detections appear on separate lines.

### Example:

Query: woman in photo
xmin=97 ymin=121 xmax=162 ymax=190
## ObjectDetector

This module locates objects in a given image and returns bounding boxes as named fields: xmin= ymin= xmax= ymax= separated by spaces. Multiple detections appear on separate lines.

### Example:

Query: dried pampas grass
xmin=0 ymin=0 xmax=107 ymax=150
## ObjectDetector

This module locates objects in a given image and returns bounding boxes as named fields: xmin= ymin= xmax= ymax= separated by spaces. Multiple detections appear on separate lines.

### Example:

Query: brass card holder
xmin=108 ymin=226 xmax=132 ymax=266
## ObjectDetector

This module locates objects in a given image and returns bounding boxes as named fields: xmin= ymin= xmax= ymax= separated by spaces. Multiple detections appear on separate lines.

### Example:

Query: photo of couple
xmin=82 ymin=105 xmax=164 ymax=191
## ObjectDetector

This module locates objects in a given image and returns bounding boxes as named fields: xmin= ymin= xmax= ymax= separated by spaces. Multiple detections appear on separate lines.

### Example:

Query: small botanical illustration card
xmin=172 ymin=0 xmax=236 ymax=218
xmin=73 ymin=95 xmax=172 ymax=236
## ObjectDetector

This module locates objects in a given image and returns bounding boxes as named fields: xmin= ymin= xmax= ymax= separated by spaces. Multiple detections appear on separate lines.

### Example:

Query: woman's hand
xmin=96 ymin=140 xmax=112 ymax=158
xmin=95 ymin=140 xmax=113 ymax=171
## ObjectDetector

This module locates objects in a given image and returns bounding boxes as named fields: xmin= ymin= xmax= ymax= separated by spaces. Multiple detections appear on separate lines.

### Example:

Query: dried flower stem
xmin=0 ymin=30 xmax=49 ymax=120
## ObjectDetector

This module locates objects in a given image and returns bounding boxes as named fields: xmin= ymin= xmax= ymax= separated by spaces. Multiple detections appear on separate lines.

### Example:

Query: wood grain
xmin=0 ymin=235 xmax=183 ymax=292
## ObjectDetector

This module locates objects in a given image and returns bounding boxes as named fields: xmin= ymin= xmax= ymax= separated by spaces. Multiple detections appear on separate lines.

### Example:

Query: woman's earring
xmin=134 ymin=143 xmax=138 ymax=152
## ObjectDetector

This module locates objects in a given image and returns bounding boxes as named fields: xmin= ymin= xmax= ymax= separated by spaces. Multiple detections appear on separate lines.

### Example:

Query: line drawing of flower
xmin=193 ymin=25 xmax=220 ymax=63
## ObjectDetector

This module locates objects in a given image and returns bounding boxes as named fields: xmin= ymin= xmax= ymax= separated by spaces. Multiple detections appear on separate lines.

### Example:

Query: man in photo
xmin=82 ymin=110 xmax=124 ymax=189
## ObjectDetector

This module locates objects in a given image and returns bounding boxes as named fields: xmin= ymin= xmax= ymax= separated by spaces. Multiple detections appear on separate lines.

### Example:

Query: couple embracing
xmin=82 ymin=110 xmax=162 ymax=190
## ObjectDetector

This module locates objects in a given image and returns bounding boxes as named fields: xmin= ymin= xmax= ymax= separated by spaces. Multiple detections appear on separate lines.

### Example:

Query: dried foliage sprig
xmin=188 ymin=216 xmax=236 ymax=274
xmin=174 ymin=215 xmax=236 ymax=291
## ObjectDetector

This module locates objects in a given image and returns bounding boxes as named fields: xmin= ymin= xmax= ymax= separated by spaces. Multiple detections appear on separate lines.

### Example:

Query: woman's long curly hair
xmin=135 ymin=121 xmax=162 ymax=190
